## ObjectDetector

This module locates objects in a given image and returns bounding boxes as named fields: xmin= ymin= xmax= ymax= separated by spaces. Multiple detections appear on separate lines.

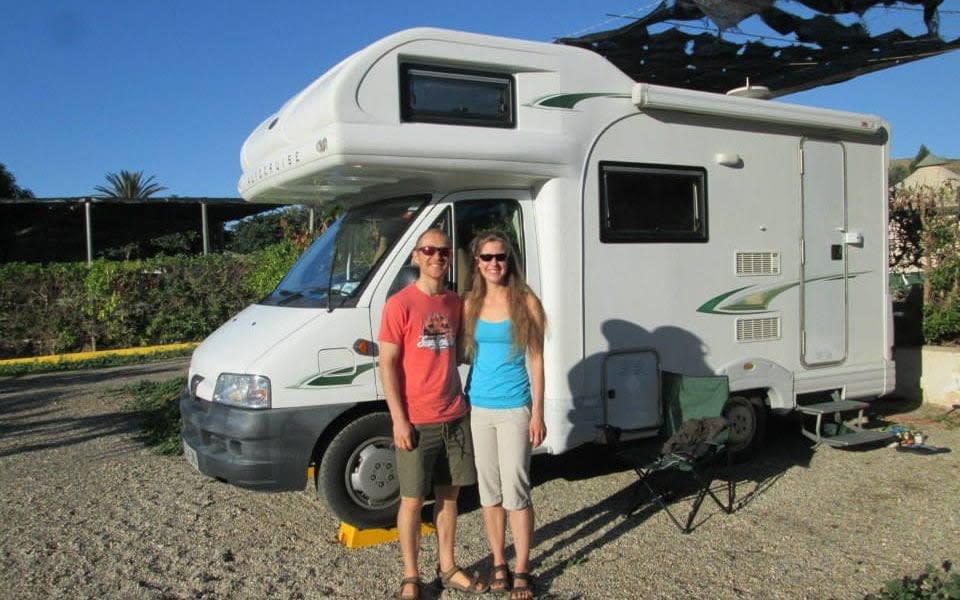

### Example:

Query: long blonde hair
xmin=462 ymin=231 xmax=545 ymax=360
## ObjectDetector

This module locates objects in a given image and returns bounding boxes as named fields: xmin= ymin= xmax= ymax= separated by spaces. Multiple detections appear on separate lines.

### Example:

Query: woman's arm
xmin=526 ymin=293 xmax=546 ymax=447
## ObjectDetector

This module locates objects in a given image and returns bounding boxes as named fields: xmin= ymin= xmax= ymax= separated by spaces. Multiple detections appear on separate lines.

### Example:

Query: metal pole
xmin=84 ymin=199 xmax=93 ymax=265
xmin=309 ymin=206 xmax=315 ymax=233
xmin=201 ymin=201 xmax=209 ymax=255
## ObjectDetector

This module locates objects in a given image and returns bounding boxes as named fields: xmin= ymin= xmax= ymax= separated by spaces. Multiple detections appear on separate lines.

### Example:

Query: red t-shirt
xmin=378 ymin=284 xmax=468 ymax=425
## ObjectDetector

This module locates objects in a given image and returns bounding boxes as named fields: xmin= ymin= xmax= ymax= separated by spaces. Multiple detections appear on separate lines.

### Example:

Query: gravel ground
xmin=1 ymin=359 xmax=958 ymax=600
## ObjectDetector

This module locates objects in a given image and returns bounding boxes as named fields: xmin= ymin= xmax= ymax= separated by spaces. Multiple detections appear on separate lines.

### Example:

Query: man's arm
xmin=379 ymin=341 xmax=416 ymax=450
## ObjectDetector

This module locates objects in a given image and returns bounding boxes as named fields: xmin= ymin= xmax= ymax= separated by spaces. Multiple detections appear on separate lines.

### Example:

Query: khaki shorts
xmin=396 ymin=414 xmax=477 ymax=498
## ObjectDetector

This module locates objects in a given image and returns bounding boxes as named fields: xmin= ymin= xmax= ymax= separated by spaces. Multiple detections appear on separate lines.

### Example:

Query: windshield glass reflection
xmin=261 ymin=195 xmax=428 ymax=308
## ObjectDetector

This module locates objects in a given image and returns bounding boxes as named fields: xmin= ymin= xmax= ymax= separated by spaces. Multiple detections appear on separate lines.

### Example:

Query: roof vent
xmin=726 ymin=78 xmax=771 ymax=100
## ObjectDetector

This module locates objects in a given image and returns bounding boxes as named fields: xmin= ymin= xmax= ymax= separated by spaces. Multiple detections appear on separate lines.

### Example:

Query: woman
xmin=462 ymin=231 xmax=546 ymax=600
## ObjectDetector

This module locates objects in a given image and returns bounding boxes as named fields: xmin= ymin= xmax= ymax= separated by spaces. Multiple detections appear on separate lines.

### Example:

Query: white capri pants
xmin=470 ymin=405 xmax=532 ymax=511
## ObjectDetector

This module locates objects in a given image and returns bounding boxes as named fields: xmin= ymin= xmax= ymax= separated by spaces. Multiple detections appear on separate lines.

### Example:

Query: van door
xmin=800 ymin=140 xmax=847 ymax=366
xmin=369 ymin=190 xmax=537 ymax=386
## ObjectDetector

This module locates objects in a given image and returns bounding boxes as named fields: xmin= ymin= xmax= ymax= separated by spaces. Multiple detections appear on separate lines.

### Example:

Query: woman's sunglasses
xmin=416 ymin=245 xmax=451 ymax=257
xmin=477 ymin=253 xmax=507 ymax=263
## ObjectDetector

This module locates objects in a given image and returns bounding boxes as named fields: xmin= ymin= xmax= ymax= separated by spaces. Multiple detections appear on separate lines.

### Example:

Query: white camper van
xmin=181 ymin=27 xmax=896 ymax=528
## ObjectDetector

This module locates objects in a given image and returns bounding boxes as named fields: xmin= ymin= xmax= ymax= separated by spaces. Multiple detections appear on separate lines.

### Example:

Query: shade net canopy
xmin=0 ymin=197 xmax=282 ymax=263
xmin=557 ymin=0 xmax=960 ymax=97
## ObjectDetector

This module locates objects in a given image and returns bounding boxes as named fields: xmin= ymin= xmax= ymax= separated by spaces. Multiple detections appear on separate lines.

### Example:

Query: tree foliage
xmin=226 ymin=204 xmax=340 ymax=253
xmin=94 ymin=170 xmax=167 ymax=199
xmin=0 ymin=163 xmax=34 ymax=198
xmin=891 ymin=179 xmax=960 ymax=345
xmin=909 ymin=144 xmax=931 ymax=172
xmin=889 ymin=161 xmax=910 ymax=187
xmin=226 ymin=207 xmax=304 ymax=254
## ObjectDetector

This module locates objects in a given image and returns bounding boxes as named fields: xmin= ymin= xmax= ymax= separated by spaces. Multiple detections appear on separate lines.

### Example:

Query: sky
xmin=1 ymin=1 xmax=958 ymax=199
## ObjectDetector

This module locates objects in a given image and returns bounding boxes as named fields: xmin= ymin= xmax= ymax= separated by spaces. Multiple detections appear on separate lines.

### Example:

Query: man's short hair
xmin=415 ymin=228 xmax=450 ymax=247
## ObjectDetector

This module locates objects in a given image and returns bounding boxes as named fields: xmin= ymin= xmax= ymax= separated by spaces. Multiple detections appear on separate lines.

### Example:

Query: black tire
xmin=723 ymin=395 xmax=767 ymax=460
xmin=317 ymin=412 xmax=399 ymax=529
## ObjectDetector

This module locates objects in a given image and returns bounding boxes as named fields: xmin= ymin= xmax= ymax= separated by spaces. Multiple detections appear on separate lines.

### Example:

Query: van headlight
xmin=213 ymin=374 xmax=271 ymax=409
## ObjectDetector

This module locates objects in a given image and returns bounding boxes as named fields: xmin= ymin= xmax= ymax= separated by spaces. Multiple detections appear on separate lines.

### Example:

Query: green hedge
xmin=0 ymin=241 xmax=301 ymax=359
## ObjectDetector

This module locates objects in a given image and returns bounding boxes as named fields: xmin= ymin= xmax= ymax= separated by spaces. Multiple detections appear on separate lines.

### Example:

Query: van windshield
xmin=261 ymin=195 xmax=429 ymax=308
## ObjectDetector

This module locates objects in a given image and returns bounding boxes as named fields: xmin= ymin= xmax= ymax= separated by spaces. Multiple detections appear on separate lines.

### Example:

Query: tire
xmin=317 ymin=412 xmax=399 ymax=529
xmin=723 ymin=395 xmax=767 ymax=460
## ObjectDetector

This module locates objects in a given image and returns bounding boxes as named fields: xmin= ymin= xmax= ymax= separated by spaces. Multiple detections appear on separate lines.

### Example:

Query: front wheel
xmin=317 ymin=412 xmax=399 ymax=528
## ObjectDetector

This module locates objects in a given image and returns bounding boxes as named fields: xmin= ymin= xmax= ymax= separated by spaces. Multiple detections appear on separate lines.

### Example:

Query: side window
xmin=599 ymin=162 xmax=708 ymax=243
xmin=387 ymin=200 xmax=523 ymax=297
xmin=387 ymin=208 xmax=453 ymax=297
xmin=400 ymin=64 xmax=515 ymax=128
xmin=453 ymin=199 xmax=524 ymax=295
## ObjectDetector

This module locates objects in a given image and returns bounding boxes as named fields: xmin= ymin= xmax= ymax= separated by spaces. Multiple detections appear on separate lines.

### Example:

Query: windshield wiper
xmin=276 ymin=287 xmax=330 ymax=306
xmin=327 ymin=286 xmax=353 ymax=313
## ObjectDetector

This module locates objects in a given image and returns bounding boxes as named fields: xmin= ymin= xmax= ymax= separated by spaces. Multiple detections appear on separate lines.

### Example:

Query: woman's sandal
xmin=488 ymin=564 xmax=512 ymax=594
xmin=510 ymin=572 xmax=535 ymax=600
xmin=437 ymin=565 xmax=489 ymax=594
xmin=398 ymin=576 xmax=421 ymax=600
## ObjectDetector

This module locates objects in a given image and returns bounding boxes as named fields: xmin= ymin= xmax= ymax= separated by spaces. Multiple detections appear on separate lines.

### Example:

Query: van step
xmin=797 ymin=398 xmax=890 ymax=448
xmin=816 ymin=429 xmax=897 ymax=448
xmin=796 ymin=399 xmax=868 ymax=415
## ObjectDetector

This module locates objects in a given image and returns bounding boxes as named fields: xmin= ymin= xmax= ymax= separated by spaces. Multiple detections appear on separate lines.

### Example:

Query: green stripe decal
xmin=298 ymin=362 xmax=377 ymax=388
xmin=696 ymin=286 xmax=753 ymax=314
xmin=698 ymin=272 xmax=868 ymax=315
xmin=527 ymin=93 xmax=630 ymax=109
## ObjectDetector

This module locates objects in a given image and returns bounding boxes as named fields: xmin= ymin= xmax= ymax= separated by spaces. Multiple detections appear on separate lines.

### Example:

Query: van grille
xmin=736 ymin=251 xmax=780 ymax=276
xmin=736 ymin=317 xmax=781 ymax=342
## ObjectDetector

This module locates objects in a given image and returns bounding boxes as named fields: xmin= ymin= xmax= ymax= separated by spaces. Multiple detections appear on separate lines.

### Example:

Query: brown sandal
xmin=489 ymin=564 xmax=512 ymax=593
xmin=510 ymin=572 xmax=534 ymax=600
xmin=438 ymin=565 xmax=488 ymax=594
xmin=398 ymin=576 xmax=421 ymax=600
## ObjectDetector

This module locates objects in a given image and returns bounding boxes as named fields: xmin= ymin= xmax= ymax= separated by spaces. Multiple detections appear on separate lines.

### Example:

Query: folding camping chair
xmin=621 ymin=372 xmax=735 ymax=533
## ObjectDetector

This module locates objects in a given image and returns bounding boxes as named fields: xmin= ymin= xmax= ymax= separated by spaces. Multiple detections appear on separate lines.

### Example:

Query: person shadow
xmin=462 ymin=318 xmax=816 ymax=594
xmin=526 ymin=419 xmax=814 ymax=593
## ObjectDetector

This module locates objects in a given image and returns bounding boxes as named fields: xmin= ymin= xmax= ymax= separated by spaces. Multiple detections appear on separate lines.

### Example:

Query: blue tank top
xmin=465 ymin=319 xmax=530 ymax=409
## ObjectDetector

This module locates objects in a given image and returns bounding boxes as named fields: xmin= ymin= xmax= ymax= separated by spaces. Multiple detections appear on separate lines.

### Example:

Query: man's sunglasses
xmin=416 ymin=245 xmax=451 ymax=257
xmin=477 ymin=253 xmax=507 ymax=263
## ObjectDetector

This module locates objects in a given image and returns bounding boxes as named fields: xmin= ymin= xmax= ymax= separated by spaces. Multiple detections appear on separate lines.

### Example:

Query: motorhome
xmin=181 ymin=27 xmax=895 ymax=528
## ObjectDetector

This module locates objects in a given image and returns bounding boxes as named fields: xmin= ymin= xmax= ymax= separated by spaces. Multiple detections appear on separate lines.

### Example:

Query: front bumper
xmin=179 ymin=388 xmax=350 ymax=491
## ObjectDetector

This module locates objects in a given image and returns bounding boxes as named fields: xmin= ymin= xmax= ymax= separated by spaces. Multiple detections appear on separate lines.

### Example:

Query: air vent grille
xmin=736 ymin=251 xmax=781 ymax=276
xmin=736 ymin=317 xmax=781 ymax=342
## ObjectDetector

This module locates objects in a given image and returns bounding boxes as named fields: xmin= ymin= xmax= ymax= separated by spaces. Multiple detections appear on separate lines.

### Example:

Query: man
xmin=378 ymin=228 xmax=486 ymax=600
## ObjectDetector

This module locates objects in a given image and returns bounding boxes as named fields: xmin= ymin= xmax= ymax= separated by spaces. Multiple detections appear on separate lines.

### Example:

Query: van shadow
xmin=875 ymin=345 xmax=923 ymax=416
xmin=466 ymin=318 xmax=818 ymax=592
xmin=560 ymin=319 xmax=716 ymax=452
xmin=526 ymin=416 xmax=814 ymax=592
xmin=457 ymin=419 xmax=815 ymax=592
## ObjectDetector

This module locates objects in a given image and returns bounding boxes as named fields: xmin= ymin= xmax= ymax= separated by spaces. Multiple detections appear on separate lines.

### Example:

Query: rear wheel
xmin=723 ymin=395 xmax=767 ymax=460
xmin=317 ymin=412 xmax=399 ymax=528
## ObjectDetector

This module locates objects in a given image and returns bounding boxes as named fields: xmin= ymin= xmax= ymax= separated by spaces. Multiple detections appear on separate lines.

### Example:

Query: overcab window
xmin=400 ymin=64 xmax=514 ymax=128
xmin=599 ymin=162 xmax=708 ymax=243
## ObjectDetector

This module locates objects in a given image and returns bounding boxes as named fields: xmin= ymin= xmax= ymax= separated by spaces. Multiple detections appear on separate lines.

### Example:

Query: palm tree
xmin=0 ymin=163 xmax=34 ymax=198
xmin=94 ymin=170 xmax=167 ymax=199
